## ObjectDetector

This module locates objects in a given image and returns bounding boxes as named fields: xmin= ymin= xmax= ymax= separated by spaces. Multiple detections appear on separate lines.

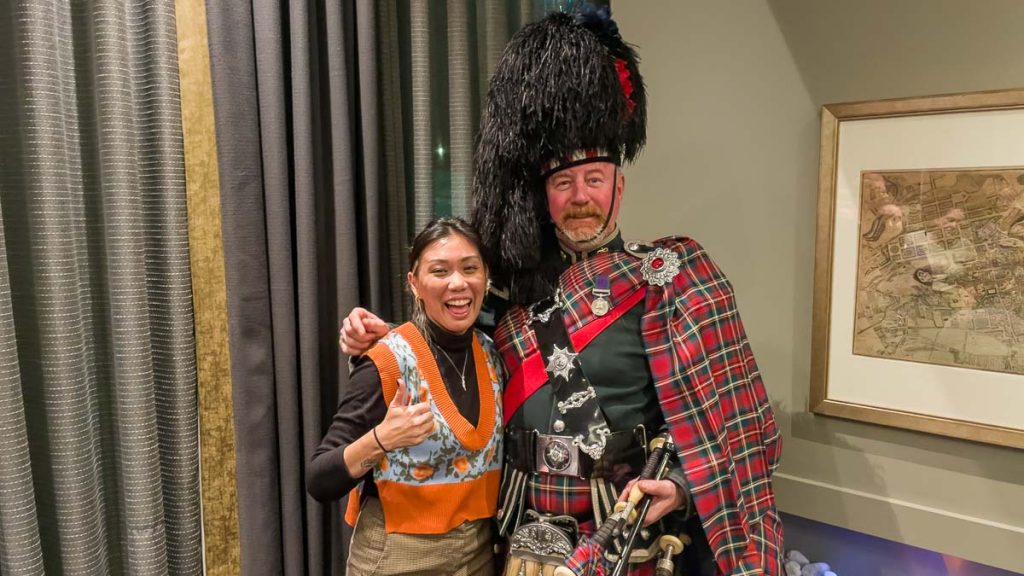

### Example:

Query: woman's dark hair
xmin=409 ymin=217 xmax=488 ymax=274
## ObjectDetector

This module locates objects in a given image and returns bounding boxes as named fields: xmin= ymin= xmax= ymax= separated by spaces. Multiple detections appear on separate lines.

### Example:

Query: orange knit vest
xmin=344 ymin=323 xmax=502 ymax=534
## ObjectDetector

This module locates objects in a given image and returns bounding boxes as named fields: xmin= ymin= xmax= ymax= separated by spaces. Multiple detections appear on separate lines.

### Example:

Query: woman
xmin=308 ymin=217 xmax=503 ymax=576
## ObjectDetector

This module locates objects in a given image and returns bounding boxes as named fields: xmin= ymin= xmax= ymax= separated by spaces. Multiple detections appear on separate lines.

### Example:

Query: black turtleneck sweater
xmin=307 ymin=321 xmax=481 ymax=503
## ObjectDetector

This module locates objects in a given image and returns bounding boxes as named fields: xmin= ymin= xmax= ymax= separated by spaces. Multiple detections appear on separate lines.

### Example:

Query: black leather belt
xmin=505 ymin=426 xmax=648 ymax=480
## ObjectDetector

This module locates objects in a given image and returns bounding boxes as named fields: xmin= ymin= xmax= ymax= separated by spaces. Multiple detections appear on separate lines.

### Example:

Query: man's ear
xmin=617 ymin=170 xmax=626 ymax=199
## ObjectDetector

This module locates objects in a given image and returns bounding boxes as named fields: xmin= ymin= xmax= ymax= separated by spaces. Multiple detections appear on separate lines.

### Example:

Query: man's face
xmin=545 ymin=162 xmax=624 ymax=243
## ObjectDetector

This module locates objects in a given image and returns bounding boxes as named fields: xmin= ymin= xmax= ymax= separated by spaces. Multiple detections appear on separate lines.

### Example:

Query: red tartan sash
xmin=502 ymin=284 xmax=646 ymax=423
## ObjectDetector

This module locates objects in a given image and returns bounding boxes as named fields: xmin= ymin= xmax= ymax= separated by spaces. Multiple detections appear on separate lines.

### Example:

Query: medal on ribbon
xmin=591 ymin=274 xmax=611 ymax=317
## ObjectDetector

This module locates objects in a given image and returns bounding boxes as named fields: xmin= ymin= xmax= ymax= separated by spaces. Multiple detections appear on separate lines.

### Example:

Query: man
xmin=339 ymin=6 xmax=782 ymax=575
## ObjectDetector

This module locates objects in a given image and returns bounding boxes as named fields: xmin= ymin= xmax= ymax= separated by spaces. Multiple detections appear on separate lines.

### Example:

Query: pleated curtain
xmin=206 ymin=1 xmax=392 ymax=574
xmin=204 ymin=1 xmax=546 ymax=574
xmin=0 ymin=1 xmax=202 ymax=575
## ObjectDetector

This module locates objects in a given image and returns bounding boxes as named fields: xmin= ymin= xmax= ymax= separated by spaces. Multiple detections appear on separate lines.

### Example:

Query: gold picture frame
xmin=811 ymin=88 xmax=1024 ymax=449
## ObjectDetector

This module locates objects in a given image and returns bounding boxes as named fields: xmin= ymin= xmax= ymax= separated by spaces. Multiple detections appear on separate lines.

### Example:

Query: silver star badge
xmin=545 ymin=344 xmax=578 ymax=381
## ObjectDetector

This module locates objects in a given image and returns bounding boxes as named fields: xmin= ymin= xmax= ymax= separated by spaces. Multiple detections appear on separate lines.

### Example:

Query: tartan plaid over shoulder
xmin=495 ymin=236 xmax=783 ymax=575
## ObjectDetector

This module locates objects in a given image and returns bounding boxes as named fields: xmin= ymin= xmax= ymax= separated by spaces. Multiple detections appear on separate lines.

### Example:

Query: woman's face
xmin=408 ymin=233 xmax=487 ymax=335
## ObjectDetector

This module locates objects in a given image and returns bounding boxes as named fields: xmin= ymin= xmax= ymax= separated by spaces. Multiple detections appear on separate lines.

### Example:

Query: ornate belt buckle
xmin=535 ymin=434 xmax=580 ymax=477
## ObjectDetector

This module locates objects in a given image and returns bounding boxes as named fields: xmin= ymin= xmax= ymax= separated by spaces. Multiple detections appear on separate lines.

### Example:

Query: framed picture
xmin=810 ymin=88 xmax=1024 ymax=449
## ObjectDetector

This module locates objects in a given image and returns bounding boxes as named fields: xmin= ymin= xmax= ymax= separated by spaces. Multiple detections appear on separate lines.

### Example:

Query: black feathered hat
xmin=470 ymin=4 xmax=646 ymax=305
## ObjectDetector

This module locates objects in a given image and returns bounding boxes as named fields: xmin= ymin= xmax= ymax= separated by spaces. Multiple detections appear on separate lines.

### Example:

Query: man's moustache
xmin=561 ymin=208 xmax=603 ymax=220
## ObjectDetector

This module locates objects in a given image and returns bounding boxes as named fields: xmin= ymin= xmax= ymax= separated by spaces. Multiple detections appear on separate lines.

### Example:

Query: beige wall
xmin=614 ymin=1 xmax=1024 ymax=572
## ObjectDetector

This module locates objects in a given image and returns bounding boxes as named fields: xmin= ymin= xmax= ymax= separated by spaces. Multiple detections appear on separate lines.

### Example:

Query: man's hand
xmin=618 ymin=478 xmax=686 ymax=526
xmin=339 ymin=307 xmax=389 ymax=356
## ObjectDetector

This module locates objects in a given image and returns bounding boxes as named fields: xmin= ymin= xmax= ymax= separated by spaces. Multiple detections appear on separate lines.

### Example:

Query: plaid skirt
xmin=347 ymin=496 xmax=496 ymax=576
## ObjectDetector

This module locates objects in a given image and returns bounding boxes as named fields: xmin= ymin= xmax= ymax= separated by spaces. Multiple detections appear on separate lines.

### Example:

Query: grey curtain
xmin=0 ymin=1 xmax=202 ymax=575
xmin=419 ymin=0 xmax=544 ymax=221
xmin=206 ymin=1 xmax=401 ymax=575
xmin=205 ymin=1 xmax=547 ymax=574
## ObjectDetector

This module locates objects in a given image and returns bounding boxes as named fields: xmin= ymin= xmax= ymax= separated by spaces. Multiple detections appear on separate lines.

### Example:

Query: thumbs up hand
xmin=374 ymin=379 xmax=436 ymax=452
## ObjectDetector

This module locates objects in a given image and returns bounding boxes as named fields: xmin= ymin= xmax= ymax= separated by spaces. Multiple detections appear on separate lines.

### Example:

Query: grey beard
xmin=555 ymin=222 xmax=617 ymax=253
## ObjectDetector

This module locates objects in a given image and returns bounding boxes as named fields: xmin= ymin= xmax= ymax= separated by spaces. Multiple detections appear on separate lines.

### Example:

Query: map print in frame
xmin=853 ymin=167 xmax=1024 ymax=375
